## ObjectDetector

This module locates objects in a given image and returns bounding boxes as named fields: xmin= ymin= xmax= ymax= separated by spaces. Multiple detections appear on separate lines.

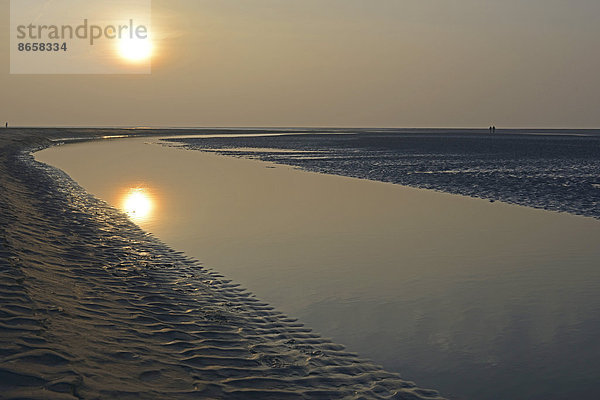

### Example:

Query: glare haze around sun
xmin=118 ymin=37 xmax=153 ymax=62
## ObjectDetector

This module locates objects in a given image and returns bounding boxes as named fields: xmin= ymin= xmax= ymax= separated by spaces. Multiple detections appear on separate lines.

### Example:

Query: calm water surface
xmin=36 ymin=136 xmax=600 ymax=400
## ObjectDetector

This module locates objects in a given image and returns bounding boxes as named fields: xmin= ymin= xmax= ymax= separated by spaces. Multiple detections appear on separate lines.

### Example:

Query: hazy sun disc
xmin=118 ymin=38 xmax=152 ymax=62
xmin=123 ymin=188 xmax=153 ymax=221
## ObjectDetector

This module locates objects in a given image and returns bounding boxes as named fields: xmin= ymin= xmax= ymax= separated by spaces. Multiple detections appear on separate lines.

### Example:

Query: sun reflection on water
xmin=123 ymin=188 xmax=153 ymax=222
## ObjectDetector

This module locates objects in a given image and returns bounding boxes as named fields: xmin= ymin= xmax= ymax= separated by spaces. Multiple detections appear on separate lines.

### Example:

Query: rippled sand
xmin=166 ymin=129 xmax=600 ymax=220
xmin=0 ymin=130 xmax=444 ymax=399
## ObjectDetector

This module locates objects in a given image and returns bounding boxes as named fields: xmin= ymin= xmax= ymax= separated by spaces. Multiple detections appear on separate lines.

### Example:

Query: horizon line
xmin=4 ymin=125 xmax=600 ymax=131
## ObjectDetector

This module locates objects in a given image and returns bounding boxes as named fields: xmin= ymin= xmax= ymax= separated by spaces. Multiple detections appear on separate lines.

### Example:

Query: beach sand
xmin=0 ymin=129 xmax=444 ymax=399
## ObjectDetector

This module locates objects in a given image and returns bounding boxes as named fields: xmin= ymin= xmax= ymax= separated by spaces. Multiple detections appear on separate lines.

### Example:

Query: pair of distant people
xmin=489 ymin=126 xmax=496 ymax=134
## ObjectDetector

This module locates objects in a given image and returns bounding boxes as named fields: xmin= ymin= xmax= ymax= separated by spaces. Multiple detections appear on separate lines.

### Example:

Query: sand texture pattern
xmin=0 ymin=130 xmax=444 ymax=399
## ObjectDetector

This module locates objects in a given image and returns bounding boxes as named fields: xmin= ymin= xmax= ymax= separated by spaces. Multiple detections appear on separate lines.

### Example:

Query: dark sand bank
xmin=0 ymin=129 xmax=444 ymax=399
xmin=166 ymin=130 xmax=600 ymax=220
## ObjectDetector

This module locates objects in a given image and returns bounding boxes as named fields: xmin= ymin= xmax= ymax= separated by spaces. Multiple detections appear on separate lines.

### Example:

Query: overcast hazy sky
xmin=1 ymin=0 xmax=600 ymax=128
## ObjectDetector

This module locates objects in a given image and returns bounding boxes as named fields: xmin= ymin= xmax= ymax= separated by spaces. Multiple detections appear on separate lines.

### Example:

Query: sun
xmin=123 ymin=188 xmax=153 ymax=221
xmin=118 ymin=38 xmax=153 ymax=62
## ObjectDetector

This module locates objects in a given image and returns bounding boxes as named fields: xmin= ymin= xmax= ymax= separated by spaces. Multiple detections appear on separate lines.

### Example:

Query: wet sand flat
xmin=35 ymin=134 xmax=600 ymax=400
xmin=0 ymin=130 xmax=443 ymax=399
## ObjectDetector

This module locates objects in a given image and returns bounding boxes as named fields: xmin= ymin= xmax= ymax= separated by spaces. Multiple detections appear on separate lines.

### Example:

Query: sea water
xmin=36 ymin=129 xmax=600 ymax=400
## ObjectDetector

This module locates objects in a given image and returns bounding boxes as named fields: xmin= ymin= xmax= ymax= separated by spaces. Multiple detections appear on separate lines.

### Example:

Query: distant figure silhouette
xmin=493 ymin=126 xmax=496 ymax=134
xmin=4 ymin=122 xmax=7 ymax=128
xmin=489 ymin=126 xmax=493 ymax=134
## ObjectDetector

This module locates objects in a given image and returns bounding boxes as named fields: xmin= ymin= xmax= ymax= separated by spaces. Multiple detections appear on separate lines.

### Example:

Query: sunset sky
xmin=1 ymin=0 xmax=600 ymax=128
